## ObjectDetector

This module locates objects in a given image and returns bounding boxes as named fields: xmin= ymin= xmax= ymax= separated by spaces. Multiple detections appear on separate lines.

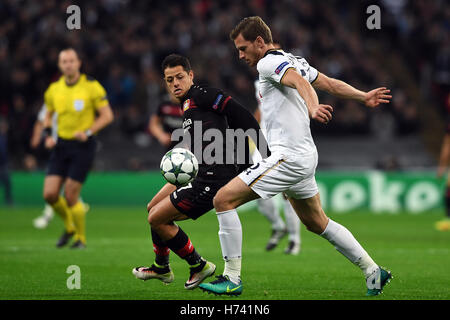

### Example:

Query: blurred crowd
xmin=0 ymin=0 xmax=448 ymax=171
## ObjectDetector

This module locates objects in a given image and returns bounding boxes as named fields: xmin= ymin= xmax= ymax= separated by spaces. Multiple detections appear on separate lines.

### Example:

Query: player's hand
xmin=311 ymin=104 xmax=333 ymax=124
xmin=74 ymin=131 xmax=88 ymax=142
xmin=44 ymin=136 xmax=56 ymax=149
xmin=30 ymin=135 xmax=41 ymax=149
xmin=159 ymin=133 xmax=172 ymax=147
xmin=365 ymin=87 xmax=392 ymax=108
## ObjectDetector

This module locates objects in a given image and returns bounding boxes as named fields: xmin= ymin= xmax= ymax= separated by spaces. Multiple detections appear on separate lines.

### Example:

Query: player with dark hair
xmin=199 ymin=16 xmax=392 ymax=296
xmin=42 ymin=48 xmax=114 ymax=248
xmin=132 ymin=54 xmax=269 ymax=289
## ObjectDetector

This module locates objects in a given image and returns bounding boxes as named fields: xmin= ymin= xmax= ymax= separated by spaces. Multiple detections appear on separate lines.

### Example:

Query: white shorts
xmin=239 ymin=151 xmax=319 ymax=200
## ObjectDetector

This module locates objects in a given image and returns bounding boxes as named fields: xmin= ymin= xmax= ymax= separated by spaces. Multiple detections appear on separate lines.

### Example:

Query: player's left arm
xmin=74 ymin=81 xmax=114 ymax=142
xmin=191 ymin=86 xmax=270 ymax=157
xmin=74 ymin=105 xmax=114 ymax=142
xmin=312 ymin=72 xmax=392 ymax=108
xmin=223 ymin=97 xmax=270 ymax=158
xmin=90 ymin=104 xmax=114 ymax=134
xmin=253 ymin=108 xmax=261 ymax=123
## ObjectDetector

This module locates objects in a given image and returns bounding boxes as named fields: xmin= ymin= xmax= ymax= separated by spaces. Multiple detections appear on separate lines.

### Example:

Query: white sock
xmin=320 ymin=219 xmax=378 ymax=277
xmin=223 ymin=258 xmax=241 ymax=284
xmin=43 ymin=204 xmax=54 ymax=219
xmin=257 ymin=198 xmax=285 ymax=231
xmin=217 ymin=209 xmax=242 ymax=284
xmin=283 ymin=199 xmax=300 ymax=244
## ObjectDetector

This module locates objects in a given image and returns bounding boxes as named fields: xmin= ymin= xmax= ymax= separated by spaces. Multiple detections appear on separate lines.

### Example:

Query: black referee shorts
xmin=170 ymin=176 xmax=233 ymax=220
xmin=46 ymin=137 xmax=96 ymax=183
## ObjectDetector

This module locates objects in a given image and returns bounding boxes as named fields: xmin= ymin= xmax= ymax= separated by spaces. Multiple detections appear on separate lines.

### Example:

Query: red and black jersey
xmin=156 ymin=101 xmax=184 ymax=134
xmin=179 ymin=84 xmax=269 ymax=180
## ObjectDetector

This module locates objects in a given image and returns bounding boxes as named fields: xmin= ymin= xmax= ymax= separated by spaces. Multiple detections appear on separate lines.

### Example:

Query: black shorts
xmin=46 ymin=137 xmax=96 ymax=183
xmin=170 ymin=176 xmax=233 ymax=220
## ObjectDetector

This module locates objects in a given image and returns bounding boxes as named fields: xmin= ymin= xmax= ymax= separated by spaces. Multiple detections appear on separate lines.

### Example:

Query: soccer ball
xmin=160 ymin=148 xmax=199 ymax=186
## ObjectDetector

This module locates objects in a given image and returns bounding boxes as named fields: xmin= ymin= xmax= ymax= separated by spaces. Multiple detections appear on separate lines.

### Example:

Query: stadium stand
xmin=0 ymin=0 xmax=447 ymax=170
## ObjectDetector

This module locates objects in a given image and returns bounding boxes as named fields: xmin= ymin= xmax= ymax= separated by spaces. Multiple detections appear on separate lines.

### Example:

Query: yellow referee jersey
xmin=44 ymin=74 xmax=109 ymax=140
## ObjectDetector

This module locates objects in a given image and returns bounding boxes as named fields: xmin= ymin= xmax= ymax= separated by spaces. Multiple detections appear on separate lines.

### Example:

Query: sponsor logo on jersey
xmin=275 ymin=61 xmax=289 ymax=75
xmin=183 ymin=118 xmax=192 ymax=129
xmin=183 ymin=99 xmax=191 ymax=111
xmin=212 ymin=94 xmax=223 ymax=110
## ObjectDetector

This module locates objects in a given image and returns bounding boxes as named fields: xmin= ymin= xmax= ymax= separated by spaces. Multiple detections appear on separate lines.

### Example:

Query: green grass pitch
xmin=0 ymin=205 xmax=449 ymax=300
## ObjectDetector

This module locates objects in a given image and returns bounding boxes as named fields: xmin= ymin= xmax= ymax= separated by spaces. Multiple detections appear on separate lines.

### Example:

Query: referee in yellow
xmin=42 ymin=48 xmax=114 ymax=249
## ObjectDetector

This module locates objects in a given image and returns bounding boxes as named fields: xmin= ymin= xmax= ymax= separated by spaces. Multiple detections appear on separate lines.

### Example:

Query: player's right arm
xmin=189 ymin=85 xmax=270 ymax=157
xmin=43 ymin=86 xmax=57 ymax=149
xmin=281 ymin=68 xmax=333 ymax=124
xmin=43 ymin=109 xmax=56 ymax=149
xmin=149 ymin=114 xmax=171 ymax=147
xmin=312 ymin=73 xmax=392 ymax=108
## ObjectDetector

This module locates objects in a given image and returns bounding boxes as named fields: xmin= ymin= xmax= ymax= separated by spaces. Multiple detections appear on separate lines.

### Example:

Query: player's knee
xmin=147 ymin=201 xmax=153 ymax=213
xmin=302 ymin=214 xmax=328 ymax=235
xmin=64 ymin=191 xmax=78 ymax=207
xmin=213 ymin=190 xmax=232 ymax=211
xmin=147 ymin=208 xmax=160 ymax=228
xmin=147 ymin=210 xmax=153 ymax=226
xmin=43 ymin=190 xmax=58 ymax=204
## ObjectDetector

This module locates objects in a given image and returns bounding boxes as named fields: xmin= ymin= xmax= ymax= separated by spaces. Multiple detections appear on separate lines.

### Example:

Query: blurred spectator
xmin=375 ymin=155 xmax=402 ymax=171
xmin=104 ymin=63 xmax=136 ymax=112
xmin=0 ymin=116 xmax=12 ymax=206
xmin=0 ymin=0 xmax=446 ymax=169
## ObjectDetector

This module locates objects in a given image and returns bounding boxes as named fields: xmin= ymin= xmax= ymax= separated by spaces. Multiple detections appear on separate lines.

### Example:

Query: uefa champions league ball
xmin=160 ymin=148 xmax=199 ymax=186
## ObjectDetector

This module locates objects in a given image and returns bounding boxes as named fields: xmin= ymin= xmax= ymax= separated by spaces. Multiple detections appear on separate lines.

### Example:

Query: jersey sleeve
xmin=189 ymin=85 xmax=230 ymax=113
xmin=44 ymin=86 xmax=54 ymax=112
xmin=298 ymin=57 xmax=319 ymax=83
xmin=37 ymin=104 xmax=47 ymax=123
xmin=257 ymin=55 xmax=295 ymax=84
xmin=91 ymin=80 xmax=110 ymax=110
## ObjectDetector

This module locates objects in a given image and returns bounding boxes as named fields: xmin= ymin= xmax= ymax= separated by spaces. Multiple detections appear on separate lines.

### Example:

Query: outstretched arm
xmin=189 ymin=85 xmax=270 ymax=157
xmin=312 ymin=73 xmax=392 ymax=107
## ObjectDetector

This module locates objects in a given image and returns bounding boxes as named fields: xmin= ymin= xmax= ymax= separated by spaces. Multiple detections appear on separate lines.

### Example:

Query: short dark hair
xmin=230 ymin=16 xmax=273 ymax=43
xmin=161 ymin=54 xmax=192 ymax=74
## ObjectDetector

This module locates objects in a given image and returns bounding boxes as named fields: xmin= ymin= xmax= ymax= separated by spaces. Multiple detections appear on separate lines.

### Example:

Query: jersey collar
xmin=262 ymin=48 xmax=281 ymax=58
xmin=64 ymin=73 xmax=82 ymax=87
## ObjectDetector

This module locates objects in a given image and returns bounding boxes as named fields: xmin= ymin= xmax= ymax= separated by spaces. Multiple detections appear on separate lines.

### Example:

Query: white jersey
xmin=38 ymin=104 xmax=58 ymax=140
xmin=256 ymin=49 xmax=319 ymax=159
